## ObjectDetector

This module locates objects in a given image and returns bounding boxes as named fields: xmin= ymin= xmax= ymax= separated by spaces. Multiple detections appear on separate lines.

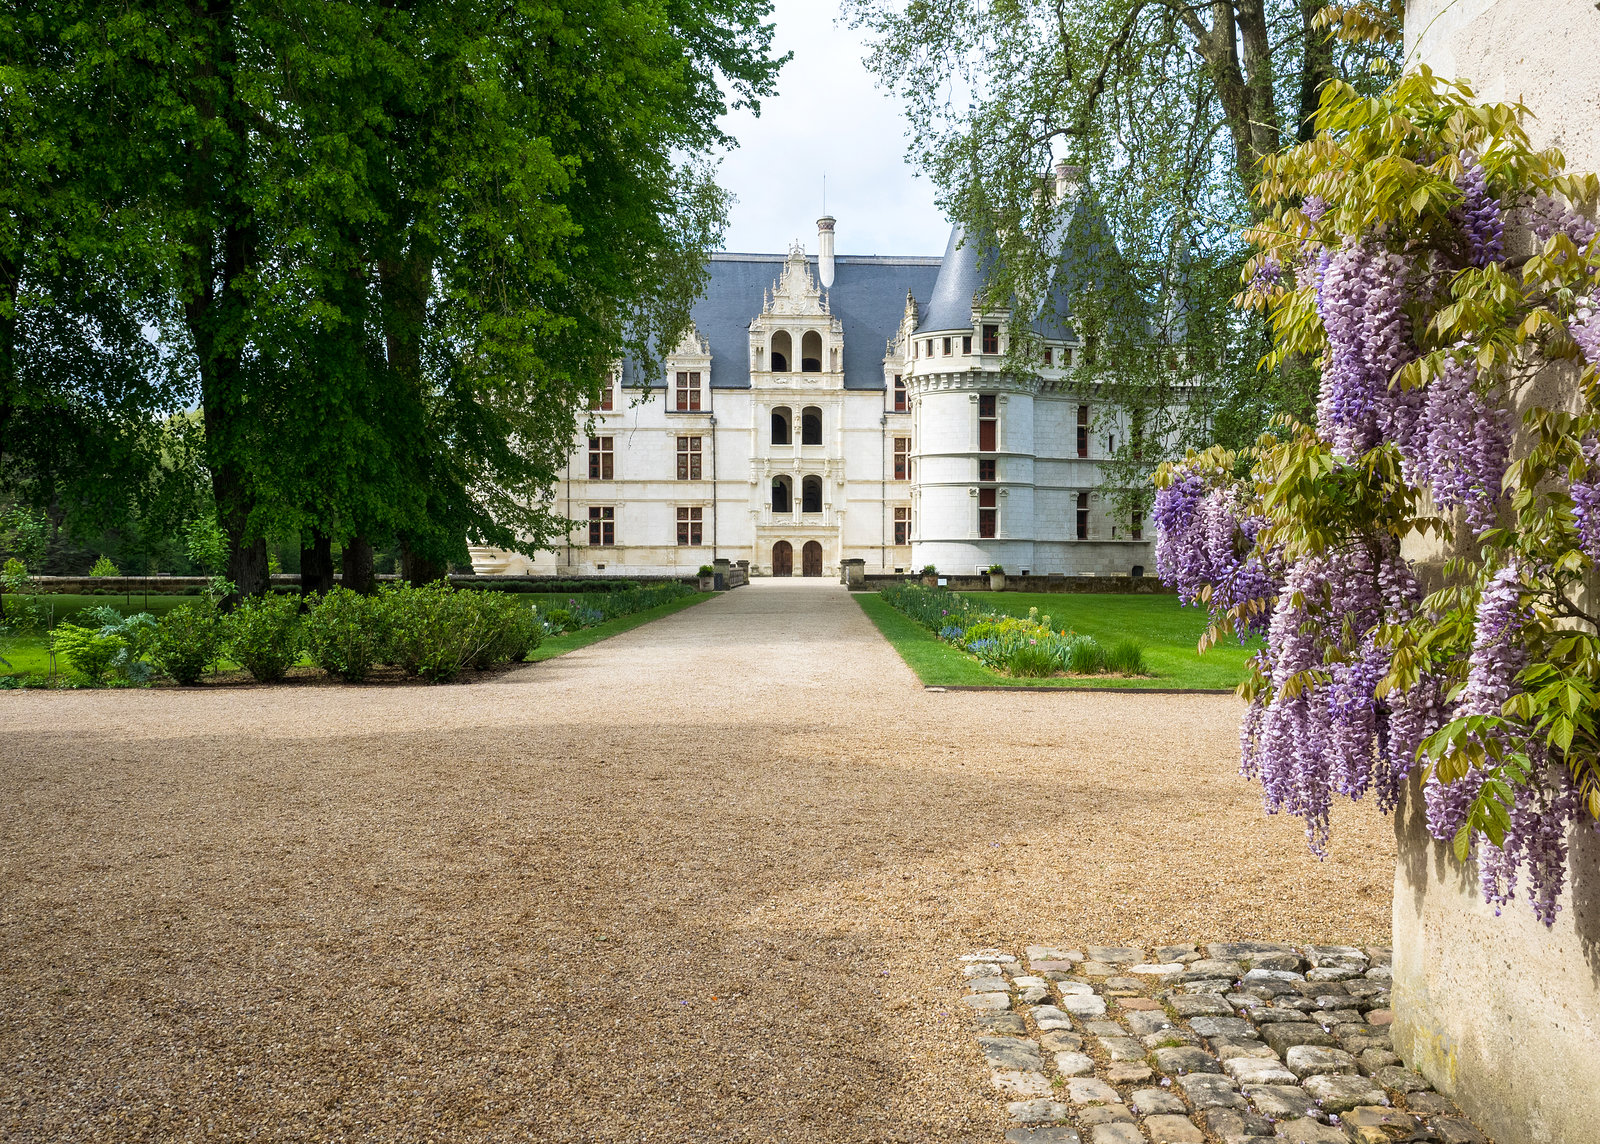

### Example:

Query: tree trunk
xmin=342 ymin=534 xmax=376 ymax=594
xmin=400 ymin=538 xmax=447 ymax=586
xmin=300 ymin=529 xmax=334 ymax=596
xmin=381 ymin=251 xmax=458 ymax=584
xmin=208 ymin=436 xmax=270 ymax=599
xmin=182 ymin=7 xmax=268 ymax=602
xmin=1297 ymin=0 xmax=1336 ymax=141
xmin=1186 ymin=2 xmax=1257 ymax=191
xmin=1235 ymin=0 xmax=1281 ymax=161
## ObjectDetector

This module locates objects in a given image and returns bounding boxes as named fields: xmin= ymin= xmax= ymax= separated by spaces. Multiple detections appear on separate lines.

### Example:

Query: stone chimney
xmin=1054 ymin=161 xmax=1082 ymax=201
xmin=817 ymin=215 xmax=836 ymax=288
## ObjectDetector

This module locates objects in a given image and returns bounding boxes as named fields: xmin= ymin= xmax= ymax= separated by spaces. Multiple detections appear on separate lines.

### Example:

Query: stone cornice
xmin=907 ymin=373 xmax=1039 ymax=397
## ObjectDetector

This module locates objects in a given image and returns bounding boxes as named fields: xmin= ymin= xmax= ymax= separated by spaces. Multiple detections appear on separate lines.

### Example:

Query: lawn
xmin=855 ymin=590 xmax=1257 ymax=691
xmin=1 ymin=589 xmax=713 ymax=683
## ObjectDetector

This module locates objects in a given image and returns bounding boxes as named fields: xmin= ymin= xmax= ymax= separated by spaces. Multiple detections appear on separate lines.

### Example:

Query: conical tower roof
xmin=917 ymin=224 xmax=994 ymax=333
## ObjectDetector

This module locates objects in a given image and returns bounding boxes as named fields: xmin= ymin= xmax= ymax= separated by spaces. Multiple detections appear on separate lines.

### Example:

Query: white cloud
xmin=714 ymin=0 xmax=950 ymax=257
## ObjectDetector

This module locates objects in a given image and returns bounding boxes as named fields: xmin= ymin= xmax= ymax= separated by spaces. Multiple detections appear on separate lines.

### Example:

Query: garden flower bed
xmin=876 ymin=583 xmax=1146 ymax=678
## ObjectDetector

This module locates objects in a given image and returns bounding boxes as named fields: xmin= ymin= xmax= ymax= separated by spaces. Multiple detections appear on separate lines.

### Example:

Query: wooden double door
xmin=771 ymin=540 xmax=823 ymax=577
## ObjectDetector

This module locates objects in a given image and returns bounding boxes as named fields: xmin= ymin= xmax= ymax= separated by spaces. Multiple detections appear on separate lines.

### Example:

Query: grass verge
xmin=525 ymin=591 xmax=712 ymax=663
xmin=854 ymin=591 xmax=1253 ymax=691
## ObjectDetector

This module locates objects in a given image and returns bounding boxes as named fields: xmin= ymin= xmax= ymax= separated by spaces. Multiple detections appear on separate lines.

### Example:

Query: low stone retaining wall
xmin=25 ymin=573 xmax=709 ymax=595
xmin=855 ymin=573 xmax=1172 ymax=594
xmin=1391 ymin=775 xmax=1600 ymax=1144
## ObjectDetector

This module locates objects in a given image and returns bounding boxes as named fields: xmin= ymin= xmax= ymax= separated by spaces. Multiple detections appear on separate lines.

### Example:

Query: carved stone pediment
xmin=669 ymin=322 xmax=711 ymax=360
xmin=767 ymin=245 xmax=828 ymax=316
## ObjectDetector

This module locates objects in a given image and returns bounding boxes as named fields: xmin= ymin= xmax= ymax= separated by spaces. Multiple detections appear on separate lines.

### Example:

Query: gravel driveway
xmin=0 ymin=581 xmax=1396 ymax=1142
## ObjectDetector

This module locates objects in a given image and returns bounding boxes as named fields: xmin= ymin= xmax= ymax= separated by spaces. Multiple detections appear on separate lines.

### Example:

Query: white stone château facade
xmin=471 ymin=211 xmax=1154 ymax=578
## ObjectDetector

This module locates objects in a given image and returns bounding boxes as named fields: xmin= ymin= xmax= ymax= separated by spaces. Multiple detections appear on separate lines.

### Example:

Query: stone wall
xmin=856 ymin=573 xmax=1171 ymax=594
xmin=1392 ymin=7 xmax=1600 ymax=1141
xmin=26 ymin=574 xmax=701 ymax=595
xmin=1391 ymin=778 xmax=1600 ymax=1144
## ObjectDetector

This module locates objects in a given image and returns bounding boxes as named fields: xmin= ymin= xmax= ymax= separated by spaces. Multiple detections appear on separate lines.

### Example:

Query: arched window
xmin=801 ymin=475 xmax=823 ymax=514
xmin=770 ymin=331 xmax=792 ymax=372
xmin=771 ymin=406 xmax=792 ymax=445
xmin=800 ymin=405 xmax=822 ymax=445
xmin=800 ymin=330 xmax=823 ymax=372
xmin=771 ymin=475 xmax=793 ymax=513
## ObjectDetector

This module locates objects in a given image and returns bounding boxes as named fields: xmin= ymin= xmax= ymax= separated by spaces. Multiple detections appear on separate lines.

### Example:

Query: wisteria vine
xmin=1155 ymin=70 xmax=1600 ymax=927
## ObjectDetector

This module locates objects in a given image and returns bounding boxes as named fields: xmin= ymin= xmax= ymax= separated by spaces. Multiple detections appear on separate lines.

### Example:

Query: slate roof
xmin=917 ymin=204 xmax=1124 ymax=341
xmin=623 ymin=251 xmax=942 ymax=392
xmin=918 ymin=224 xmax=993 ymax=334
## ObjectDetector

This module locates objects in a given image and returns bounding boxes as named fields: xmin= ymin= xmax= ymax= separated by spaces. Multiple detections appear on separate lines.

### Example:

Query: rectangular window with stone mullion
xmin=676 ymin=436 xmax=702 ymax=480
xmin=675 ymin=371 xmax=702 ymax=412
xmin=894 ymin=506 xmax=911 ymax=546
xmin=1076 ymin=492 xmax=1089 ymax=540
xmin=676 ymin=506 xmax=702 ymax=546
xmin=588 ymin=506 xmax=615 ymax=546
xmin=978 ymin=394 xmax=997 ymax=453
xmin=978 ymin=488 xmax=997 ymax=539
xmin=893 ymin=437 xmax=911 ymax=481
xmin=587 ymin=436 xmax=613 ymax=480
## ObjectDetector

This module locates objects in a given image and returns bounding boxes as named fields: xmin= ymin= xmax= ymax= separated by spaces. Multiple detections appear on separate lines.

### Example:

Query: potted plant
xmin=919 ymin=563 xmax=938 ymax=587
xmin=697 ymin=564 xmax=715 ymax=591
xmin=987 ymin=563 xmax=1006 ymax=591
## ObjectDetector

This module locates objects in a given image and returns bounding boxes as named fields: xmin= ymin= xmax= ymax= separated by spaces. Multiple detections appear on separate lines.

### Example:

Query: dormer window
xmin=675 ymin=371 xmax=702 ymax=412
xmin=893 ymin=374 xmax=907 ymax=413
xmin=771 ymin=330 xmax=792 ymax=372
xmin=1043 ymin=347 xmax=1054 ymax=367
xmin=982 ymin=325 xmax=1000 ymax=354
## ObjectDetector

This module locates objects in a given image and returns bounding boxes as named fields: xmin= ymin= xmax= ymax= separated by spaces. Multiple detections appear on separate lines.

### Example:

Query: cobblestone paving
xmin=959 ymin=943 xmax=1491 ymax=1144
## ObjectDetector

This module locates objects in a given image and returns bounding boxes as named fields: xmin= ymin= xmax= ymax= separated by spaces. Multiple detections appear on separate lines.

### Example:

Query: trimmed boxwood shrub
xmin=471 ymin=595 xmax=544 ymax=669
xmin=472 ymin=578 xmax=642 ymax=594
xmin=226 ymin=592 xmax=303 ymax=683
xmin=150 ymin=600 xmax=223 ymax=684
xmin=304 ymin=587 xmax=386 ymax=682
xmin=381 ymin=582 xmax=495 ymax=683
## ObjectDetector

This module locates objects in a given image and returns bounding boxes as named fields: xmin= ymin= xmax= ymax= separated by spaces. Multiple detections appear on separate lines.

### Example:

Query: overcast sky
xmin=714 ymin=0 xmax=951 ymax=258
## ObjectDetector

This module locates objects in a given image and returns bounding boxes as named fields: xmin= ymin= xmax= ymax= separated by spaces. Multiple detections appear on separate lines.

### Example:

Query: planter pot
xmin=921 ymin=576 xmax=939 ymax=588
xmin=988 ymin=573 xmax=1006 ymax=591
xmin=1391 ymin=776 xmax=1600 ymax=1144
xmin=697 ymin=576 xmax=714 ymax=591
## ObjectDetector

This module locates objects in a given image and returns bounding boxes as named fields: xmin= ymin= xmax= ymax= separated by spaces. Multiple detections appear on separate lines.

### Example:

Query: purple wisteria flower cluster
xmin=1239 ymin=542 xmax=1419 ymax=855
xmin=1314 ymin=241 xmax=1417 ymax=457
xmin=1455 ymin=152 xmax=1504 ymax=267
xmin=1573 ymin=438 xmax=1600 ymax=562
xmin=1153 ymin=469 xmax=1274 ymax=637
xmin=1157 ymin=150 xmax=1600 ymax=927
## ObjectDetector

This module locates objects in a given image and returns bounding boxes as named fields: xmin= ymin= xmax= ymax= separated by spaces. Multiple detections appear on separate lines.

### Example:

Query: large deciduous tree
xmin=5 ymin=0 xmax=783 ymax=592
xmin=0 ymin=7 xmax=179 ymax=540
xmin=845 ymin=0 xmax=1398 ymax=497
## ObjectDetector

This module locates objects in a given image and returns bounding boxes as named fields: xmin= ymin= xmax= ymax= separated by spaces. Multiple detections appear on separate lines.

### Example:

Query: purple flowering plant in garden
xmin=1155 ymin=68 xmax=1600 ymax=926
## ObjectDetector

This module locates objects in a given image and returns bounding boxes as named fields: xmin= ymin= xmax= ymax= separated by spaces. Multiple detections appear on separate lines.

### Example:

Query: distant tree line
xmin=0 ymin=1 xmax=783 ymax=591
